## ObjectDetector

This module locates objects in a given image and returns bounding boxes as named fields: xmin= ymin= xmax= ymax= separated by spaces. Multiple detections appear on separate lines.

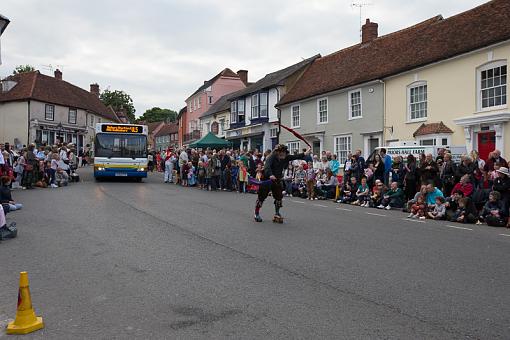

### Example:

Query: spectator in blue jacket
xmin=380 ymin=148 xmax=392 ymax=185
xmin=425 ymin=183 xmax=444 ymax=208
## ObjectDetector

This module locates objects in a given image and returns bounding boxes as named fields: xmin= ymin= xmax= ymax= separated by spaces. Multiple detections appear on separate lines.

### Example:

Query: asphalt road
xmin=0 ymin=168 xmax=509 ymax=339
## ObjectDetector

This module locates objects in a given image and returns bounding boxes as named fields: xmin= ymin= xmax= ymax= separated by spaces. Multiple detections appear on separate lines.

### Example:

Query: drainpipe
xmin=27 ymin=100 xmax=31 ymax=145
xmin=380 ymin=79 xmax=386 ymax=145
xmin=275 ymin=87 xmax=281 ymax=145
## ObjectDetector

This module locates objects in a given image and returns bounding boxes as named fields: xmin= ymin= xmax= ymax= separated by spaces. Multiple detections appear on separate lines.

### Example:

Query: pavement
xmin=0 ymin=167 xmax=509 ymax=339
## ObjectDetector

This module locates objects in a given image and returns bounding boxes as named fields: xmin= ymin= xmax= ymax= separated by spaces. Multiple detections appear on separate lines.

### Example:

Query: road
xmin=0 ymin=168 xmax=509 ymax=339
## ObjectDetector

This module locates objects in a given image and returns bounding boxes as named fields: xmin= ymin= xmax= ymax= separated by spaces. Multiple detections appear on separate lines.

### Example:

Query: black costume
xmin=254 ymin=148 xmax=306 ymax=221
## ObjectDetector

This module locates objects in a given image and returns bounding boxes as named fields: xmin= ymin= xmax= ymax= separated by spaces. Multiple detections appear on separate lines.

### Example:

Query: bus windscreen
xmin=95 ymin=133 xmax=147 ymax=158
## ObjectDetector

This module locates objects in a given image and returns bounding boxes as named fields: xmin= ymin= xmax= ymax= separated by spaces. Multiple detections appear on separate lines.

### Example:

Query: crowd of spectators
xmin=155 ymin=146 xmax=510 ymax=229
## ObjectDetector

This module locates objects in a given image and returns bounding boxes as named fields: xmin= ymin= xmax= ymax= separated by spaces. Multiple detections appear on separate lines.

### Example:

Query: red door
xmin=477 ymin=131 xmax=496 ymax=161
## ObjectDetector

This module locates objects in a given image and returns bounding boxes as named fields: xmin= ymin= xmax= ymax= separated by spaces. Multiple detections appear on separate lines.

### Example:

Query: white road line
xmin=445 ymin=225 xmax=473 ymax=231
xmin=366 ymin=212 xmax=386 ymax=217
xmin=336 ymin=207 xmax=353 ymax=212
xmin=313 ymin=204 xmax=328 ymax=208
xmin=290 ymin=200 xmax=305 ymax=204
xmin=401 ymin=218 xmax=425 ymax=223
xmin=499 ymin=233 xmax=510 ymax=237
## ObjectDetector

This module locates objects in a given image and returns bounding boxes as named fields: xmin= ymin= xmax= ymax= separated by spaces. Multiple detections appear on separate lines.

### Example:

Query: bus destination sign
xmin=101 ymin=124 xmax=143 ymax=133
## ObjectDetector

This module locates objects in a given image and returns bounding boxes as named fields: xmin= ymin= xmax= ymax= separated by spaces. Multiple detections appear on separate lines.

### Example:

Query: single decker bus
xmin=93 ymin=123 xmax=148 ymax=181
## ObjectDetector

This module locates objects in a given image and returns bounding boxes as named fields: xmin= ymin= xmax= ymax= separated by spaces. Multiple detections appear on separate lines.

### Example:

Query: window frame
xmin=68 ymin=108 xmax=77 ymax=124
xmin=317 ymin=97 xmax=328 ymax=124
xmin=237 ymin=99 xmax=245 ymax=123
xmin=45 ymin=104 xmax=55 ymax=121
xmin=259 ymin=92 xmax=268 ymax=118
xmin=291 ymin=105 xmax=300 ymax=128
xmin=407 ymin=81 xmax=428 ymax=122
xmin=334 ymin=134 xmax=352 ymax=165
xmin=270 ymin=127 xmax=278 ymax=138
xmin=230 ymin=101 xmax=238 ymax=124
xmin=348 ymin=89 xmax=362 ymax=120
xmin=251 ymin=94 xmax=259 ymax=119
xmin=89 ymin=115 xmax=95 ymax=127
xmin=477 ymin=60 xmax=507 ymax=112
xmin=287 ymin=141 xmax=300 ymax=154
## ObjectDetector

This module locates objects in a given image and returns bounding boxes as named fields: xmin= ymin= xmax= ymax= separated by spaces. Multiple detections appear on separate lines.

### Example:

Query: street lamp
xmin=0 ymin=14 xmax=10 ymax=36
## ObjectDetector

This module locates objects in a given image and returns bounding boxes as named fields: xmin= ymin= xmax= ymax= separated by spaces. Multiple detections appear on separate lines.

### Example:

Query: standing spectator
xmin=440 ymin=153 xmax=457 ymax=196
xmin=420 ymin=153 xmax=439 ymax=186
xmin=391 ymin=155 xmax=404 ymax=187
xmin=283 ymin=164 xmax=294 ymax=196
xmin=163 ymin=148 xmax=174 ymax=183
xmin=329 ymin=154 xmax=340 ymax=176
xmin=238 ymin=161 xmax=248 ymax=193
xmin=219 ymin=150 xmax=231 ymax=190
xmin=380 ymin=148 xmax=392 ymax=185
xmin=471 ymin=150 xmax=485 ymax=189
xmin=484 ymin=149 xmax=508 ymax=173
xmin=373 ymin=154 xmax=385 ymax=183
xmin=403 ymin=154 xmax=418 ymax=201
xmin=179 ymin=149 xmax=189 ymax=183
xmin=355 ymin=149 xmax=366 ymax=172
xmin=456 ymin=155 xmax=477 ymax=180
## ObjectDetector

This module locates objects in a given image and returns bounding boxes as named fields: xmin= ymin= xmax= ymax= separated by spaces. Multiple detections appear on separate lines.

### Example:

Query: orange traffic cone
xmin=6 ymin=272 xmax=44 ymax=335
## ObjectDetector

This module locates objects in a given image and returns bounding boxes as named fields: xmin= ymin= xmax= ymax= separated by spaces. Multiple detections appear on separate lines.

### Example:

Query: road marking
xmin=290 ymin=200 xmax=305 ymax=204
xmin=445 ymin=225 xmax=473 ymax=231
xmin=336 ymin=207 xmax=353 ymax=212
xmin=401 ymin=218 xmax=425 ymax=223
xmin=499 ymin=233 xmax=510 ymax=237
xmin=313 ymin=204 xmax=328 ymax=208
xmin=366 ymin=212 xmax=386 ymax=217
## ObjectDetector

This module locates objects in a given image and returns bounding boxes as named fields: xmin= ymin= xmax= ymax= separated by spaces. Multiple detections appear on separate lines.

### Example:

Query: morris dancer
xmin=254 ymin=144 xmax=311 ymax=223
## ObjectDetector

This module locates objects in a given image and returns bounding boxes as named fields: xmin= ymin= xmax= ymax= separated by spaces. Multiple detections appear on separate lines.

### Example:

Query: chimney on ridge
xmin=90 ymin=83 xmax=100 ymax=97
xmin=361 ymin=19 xmax=378 ymax=44
xmin=54 ymin=69 xmax=62 ymax=80
xmin=237 ymin=70 xmax=248 ymax=84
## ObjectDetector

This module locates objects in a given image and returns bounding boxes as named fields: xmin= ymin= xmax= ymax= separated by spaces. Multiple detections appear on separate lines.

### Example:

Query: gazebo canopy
xmin=189 ymin=132 xmax=232 ymax=149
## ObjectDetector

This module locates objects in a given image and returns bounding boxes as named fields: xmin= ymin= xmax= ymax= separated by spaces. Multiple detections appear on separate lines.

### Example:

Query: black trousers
xmin=257 ymin=180 xmax=283 ymax=202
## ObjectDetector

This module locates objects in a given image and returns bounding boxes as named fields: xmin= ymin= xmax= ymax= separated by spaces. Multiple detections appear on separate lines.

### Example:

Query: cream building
xmin=199 ymin=94 xmax=230 ymax=139
xmin=383 ymin=0 xmax=510 ymax=161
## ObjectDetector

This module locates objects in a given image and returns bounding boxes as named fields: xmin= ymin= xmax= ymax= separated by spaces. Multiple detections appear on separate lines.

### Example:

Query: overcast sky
xmin=1 ymin=0 xmax=487 ymax=116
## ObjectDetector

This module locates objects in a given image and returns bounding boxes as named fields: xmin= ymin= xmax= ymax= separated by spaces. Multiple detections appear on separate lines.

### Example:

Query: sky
xmin=0 ymin=0 xmax=488 ymax=117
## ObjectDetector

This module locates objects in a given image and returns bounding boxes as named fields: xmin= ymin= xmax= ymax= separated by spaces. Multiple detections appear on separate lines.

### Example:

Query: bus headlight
xmin=97 ymin=167 xmax=105 ymax=171
xmin=138 ymin=167 xmax=145 ymax=172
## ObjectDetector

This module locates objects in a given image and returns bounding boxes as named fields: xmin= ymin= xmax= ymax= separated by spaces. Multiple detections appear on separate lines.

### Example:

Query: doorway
xmin=368 ymin=138 xmax=379 ymax=154
xmin=313 ymin=141 xmax=321 ymax=156
xmin=477 ymin=131 xmax=495 ymax=161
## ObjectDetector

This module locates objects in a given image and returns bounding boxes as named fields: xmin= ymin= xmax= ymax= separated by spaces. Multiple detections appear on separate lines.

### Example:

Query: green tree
xmin=99 ymin=89 xmax=136 ymax=122
xmin=138 ymin=107 xmax=178 ymax=123
xmin=13 ymin=64 xmax=36 ymax=74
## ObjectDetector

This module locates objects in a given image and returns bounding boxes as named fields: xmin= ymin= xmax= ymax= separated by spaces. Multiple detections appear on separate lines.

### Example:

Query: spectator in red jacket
xmin=451 ymin=174 xmax=474 ymax=197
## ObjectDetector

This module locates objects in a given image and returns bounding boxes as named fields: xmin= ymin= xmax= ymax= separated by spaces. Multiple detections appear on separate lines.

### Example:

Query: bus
xmin=93 ymin=123 xmax=148 ymax=181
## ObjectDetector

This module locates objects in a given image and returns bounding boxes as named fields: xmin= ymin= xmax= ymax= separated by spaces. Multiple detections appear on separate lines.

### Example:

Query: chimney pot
xmin=361 ymin=18 xmax=378 ymax=44
xmin=54 ymin=69 xmax=62 ymax=80
xmin=237 ymin=70 xmax=248 ymax=84
xmin=90 ymin=83 xmax=100 ymax=97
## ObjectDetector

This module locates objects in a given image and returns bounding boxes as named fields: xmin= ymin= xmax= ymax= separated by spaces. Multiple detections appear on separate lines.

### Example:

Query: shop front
xmin=31 ymin=120 xmax=87 ymax=150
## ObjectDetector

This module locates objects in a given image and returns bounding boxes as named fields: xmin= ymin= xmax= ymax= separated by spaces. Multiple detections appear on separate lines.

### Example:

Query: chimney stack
xmin=54 ymin=69 xmax=62 ymax=80
xmin=361 ymin=19 xmax=378 ymax=44
xmin=90 ymin=83 xmax=100 ymax=97
xmin=237 ymin=70 xmax=248 ymax=84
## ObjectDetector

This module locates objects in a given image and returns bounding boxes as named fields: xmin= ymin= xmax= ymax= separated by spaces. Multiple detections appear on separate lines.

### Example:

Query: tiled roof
xmin=155 ymin=123 xmax=178 ymax=137
xmin=0 ymin=71 xmax=120 ymax=122
xmin=147 ymin=121 xmax=164 ymax=134
xmin=200 ymin=93 xmax=230 ymax=118
xmin=186 ymin=68 xmax=241 ymax=101
xmin=279 ymin=0 xmax=510 ymax=106
xmin=413 ymin=121 xmax=454 ymax=137
xmin=227 ymin=55 xmax=320 ymax=100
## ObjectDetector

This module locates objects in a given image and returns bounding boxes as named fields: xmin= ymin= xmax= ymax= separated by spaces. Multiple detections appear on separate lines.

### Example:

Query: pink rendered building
xmin=181 ymin=68 xmax=247 ymax=145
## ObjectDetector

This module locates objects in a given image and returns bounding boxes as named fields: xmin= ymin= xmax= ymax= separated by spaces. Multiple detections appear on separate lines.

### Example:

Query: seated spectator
xmin=292 ymin=165 xmax=307 ymax=197
xmin=0 ymin=176 xmax=23 ymax=211
xmin=370 ymin=180 xmax=387 ymax=207
xmin=337 ymin=176 xmax=357 ymax=204
xmin=55 ymin=168 xmax=69 ymax=187
xmin=305 ymin=162 xmax=316 ymax=200
xmin=283 ymin=164 xmax=294 ymax=197
xmin=425 ymin=183 xmax=444 ymax=209
xmin=493 ymin=166 xmax=510 ymax=210
xmin=451 ymin=174 xmax=474 ymax=197
xmin=450 ymin=196 xmax=477 ymax=224
xmin=405 ymin=184 xmax=427 ymax=213
xmin=427 ymin=196 xmax=446 ymax=220
xmin=354 ymin=177 xmax=370 ymax=207
xmin=319 ymin=169 xmax=339 ymax=199
xmin=378 ymin=181 xmax=404 ymax=210
xmin=478 ymin=191 xmax=507 ymax=227
xmin=408 ymin=195 xmax=426 ymax=219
